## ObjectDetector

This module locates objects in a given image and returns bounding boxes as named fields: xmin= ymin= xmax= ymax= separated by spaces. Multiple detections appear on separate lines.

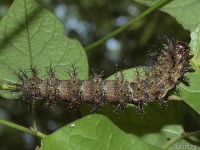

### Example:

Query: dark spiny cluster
xmin=10 ymin=38 xmax=195 ymax=113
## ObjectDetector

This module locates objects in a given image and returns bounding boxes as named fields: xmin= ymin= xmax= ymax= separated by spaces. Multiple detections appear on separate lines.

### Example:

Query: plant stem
xmin=167 ymin=95 xmax=181 ymax=101
xmin=163 ymin=131 xmax=200 ymax=149
xmin=32 ymin=101 xmax=38 ymax=131
xmin=85 ymin=0 xmax=169 ymax=51
xmin=0 ymin=118 xmax=47 ymax=138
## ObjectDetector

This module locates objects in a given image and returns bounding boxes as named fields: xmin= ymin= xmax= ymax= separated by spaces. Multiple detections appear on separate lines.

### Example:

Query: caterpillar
xmin=10 ymin=37 xmax=194 ymax=113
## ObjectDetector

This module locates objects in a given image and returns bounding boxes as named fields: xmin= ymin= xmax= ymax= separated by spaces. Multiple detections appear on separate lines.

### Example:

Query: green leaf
xmin=0 ymin=0 xmax=88 ymax=98
xmin=82 ymin=101 xmax=200 ymax=149
xmin=179 ymin=24 xmax=200 ymax=114
xmin=134 ymin=0 xmax=200 ymax=31
xmin=190 ymin=25 xmax=200 ymax=64
xmin=41 ymin=114 xmax=162 ymax=150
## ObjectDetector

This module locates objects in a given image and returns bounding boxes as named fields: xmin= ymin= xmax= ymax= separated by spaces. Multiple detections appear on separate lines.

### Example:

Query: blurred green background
xmin=0 ymin=0 xmax=191 ymax=149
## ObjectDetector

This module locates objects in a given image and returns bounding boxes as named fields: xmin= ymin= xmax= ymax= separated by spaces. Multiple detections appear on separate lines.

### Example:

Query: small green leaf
xmin=190 ymin=24 xmax=200 ymax=64
xmin=134 ymin=0 xmax=200 ymax=31
xmin=179 ymin=24 xmax=200 ymax=114
xmin=41 ymin=114 xmax=162 ymax=150
xmin=0 ymin=0 xmax=88 ymax=98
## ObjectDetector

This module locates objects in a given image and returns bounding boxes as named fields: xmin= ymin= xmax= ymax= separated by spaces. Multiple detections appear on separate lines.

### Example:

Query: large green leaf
xmin=82 ymin=98 xmax=199 ymax=149
xmin=134 ymin=0 xmax=200 ymax=31
xmin=0 ymin=0 xmax=88 ymax=98
xmin=179 ymin=24 xmax=200 ymax=114
xmin=41 ymin=114 xmax=162 ymax=150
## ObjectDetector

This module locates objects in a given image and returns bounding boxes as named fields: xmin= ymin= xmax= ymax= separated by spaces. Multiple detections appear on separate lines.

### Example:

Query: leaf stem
xmin=85 ymin=0 xmax=169 ymax=51
xmin=167 ymin=95 xmax=181 ymax=101
xmin=0 ymin=118 xmax=47 ymax=138
xmin=32 ymin=101 xmax=38 ymax=131
xmin=163 ymin=131 xmax=200 ymax=149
